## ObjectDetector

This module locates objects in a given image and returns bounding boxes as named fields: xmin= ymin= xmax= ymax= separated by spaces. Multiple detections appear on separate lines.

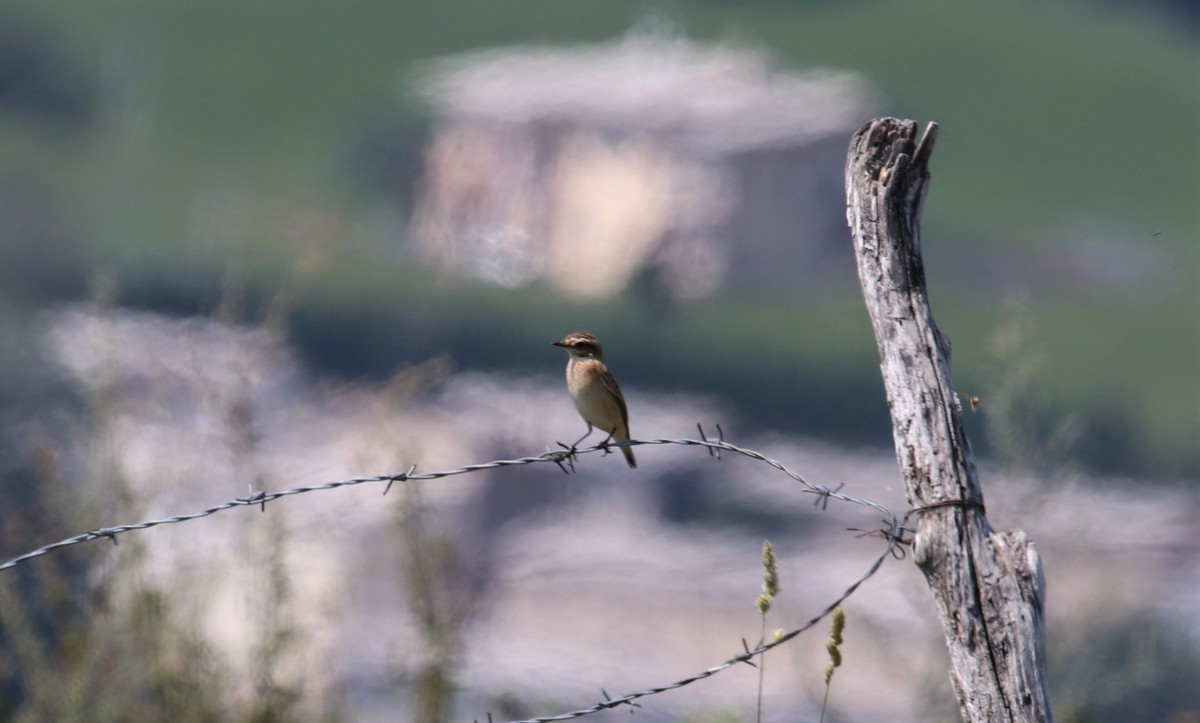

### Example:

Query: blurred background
xmin=0 ymin=0 xmax=1196 ymax=721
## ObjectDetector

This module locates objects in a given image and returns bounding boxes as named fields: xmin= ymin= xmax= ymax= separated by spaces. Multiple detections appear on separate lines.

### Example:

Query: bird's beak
xmin=552 ymin=341 xmax=565 ymax=347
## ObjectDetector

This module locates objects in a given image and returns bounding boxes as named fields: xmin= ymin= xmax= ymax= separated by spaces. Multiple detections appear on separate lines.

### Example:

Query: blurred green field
xmin=691 ymin=0 xmax=1200 ymax=242
xmin=1 ymin=0 xmax=1197 ymax=477
xmin=7 ymin=0 xmax=1196 ymax=252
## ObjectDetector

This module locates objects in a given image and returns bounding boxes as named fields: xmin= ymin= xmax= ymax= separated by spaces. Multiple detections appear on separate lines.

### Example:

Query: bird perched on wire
xmin=553 ymin=331 xmax=637 ymax=469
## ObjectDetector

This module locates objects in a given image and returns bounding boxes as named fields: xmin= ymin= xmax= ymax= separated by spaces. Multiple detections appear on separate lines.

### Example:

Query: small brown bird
xmin=553 ymin=331 xmax=636 ymax=468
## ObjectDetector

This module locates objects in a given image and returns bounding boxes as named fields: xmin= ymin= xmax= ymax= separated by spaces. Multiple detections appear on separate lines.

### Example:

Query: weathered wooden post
xmin=845 ymin=118 xmax=1053 ymax=722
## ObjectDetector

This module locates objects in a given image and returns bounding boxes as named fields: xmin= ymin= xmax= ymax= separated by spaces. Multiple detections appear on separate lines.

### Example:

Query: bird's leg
xmin=566 ymin=422 xmax=595 ymax=451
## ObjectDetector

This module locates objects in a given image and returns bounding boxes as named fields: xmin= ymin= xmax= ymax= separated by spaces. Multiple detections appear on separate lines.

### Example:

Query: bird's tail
xmin=620 ymin=444 xmax=637 ymax=469
xmin=614 ymin=428 xmax=637 ymax=469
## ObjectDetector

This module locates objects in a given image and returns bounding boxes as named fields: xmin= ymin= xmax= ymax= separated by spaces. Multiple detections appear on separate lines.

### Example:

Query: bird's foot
xmin=596 ymin=433 xmax=617 ymax=457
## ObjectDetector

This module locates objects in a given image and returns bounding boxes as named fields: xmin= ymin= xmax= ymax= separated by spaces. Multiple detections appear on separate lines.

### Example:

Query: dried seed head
xmin=823 ymin=606 xmax=847 ymax=684
xmin=761 ymin=540 xmax=780 ymax=599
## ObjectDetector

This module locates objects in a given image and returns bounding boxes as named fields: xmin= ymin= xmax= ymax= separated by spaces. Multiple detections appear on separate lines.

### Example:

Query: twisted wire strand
xmin=1 ymin=436 xmax=896 ymax=573
xmin=0 ymin=435 xmax=903 ymax=723
xmin=1 ymin=448 xmax=574 ymax=572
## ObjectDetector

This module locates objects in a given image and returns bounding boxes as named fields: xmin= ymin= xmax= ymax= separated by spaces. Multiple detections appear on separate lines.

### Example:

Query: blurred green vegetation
xmin=690 ymin=0 xmax=1200 ymax=243
xmin=0 ymin=0 xmax=1196 ymax=478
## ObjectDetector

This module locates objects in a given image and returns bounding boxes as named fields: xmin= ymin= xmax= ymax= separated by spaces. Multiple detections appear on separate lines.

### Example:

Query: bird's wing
xmin=600 ymin=368 xmax=630 ymax=435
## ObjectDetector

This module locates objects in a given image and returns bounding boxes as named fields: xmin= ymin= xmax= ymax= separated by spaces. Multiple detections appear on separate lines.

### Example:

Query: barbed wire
xmin=498 ymin=526 xmax=898 ymax=723
xmin=1 ymin=427 xmax=898 ymax=573
xmin=0 ymin=427 xmax=906 ymax=723
xmin=482 ymin=427 xmax=903 ymax=723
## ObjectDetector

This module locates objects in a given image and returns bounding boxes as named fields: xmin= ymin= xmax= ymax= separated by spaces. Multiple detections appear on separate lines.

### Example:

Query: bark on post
xmin=844 ymin=118 xmax=1053 ymax=722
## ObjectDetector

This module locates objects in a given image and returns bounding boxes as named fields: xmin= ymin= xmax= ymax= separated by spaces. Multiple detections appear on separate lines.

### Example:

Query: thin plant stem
xmin=757 ymin=615 xmax=767 ymax=723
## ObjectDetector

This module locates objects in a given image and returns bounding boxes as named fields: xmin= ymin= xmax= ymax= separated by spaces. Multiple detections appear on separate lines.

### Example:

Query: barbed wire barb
xmin=695 ymin=422 xmax=724 ymax=460
xmin=739 ymin=637 xmax=759 ymax=668
xmin=813 ymin=482 xmax=845 ymax=510
xmin=239 ymin=483 xmax=269 ymax=512
xmin=383 ymin=464 xmax=417 ymax=496
xmin=92 ymin=528 xmax=119 ymax=546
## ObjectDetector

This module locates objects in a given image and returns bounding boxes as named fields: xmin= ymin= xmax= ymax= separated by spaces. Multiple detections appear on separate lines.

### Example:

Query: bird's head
xmin=553 ymin=332 xmax=604 ymax=360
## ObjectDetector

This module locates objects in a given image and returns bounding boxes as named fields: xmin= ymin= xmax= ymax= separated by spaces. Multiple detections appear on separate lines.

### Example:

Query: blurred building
xmin=410 ymin=34 xmax=876 ymax=299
